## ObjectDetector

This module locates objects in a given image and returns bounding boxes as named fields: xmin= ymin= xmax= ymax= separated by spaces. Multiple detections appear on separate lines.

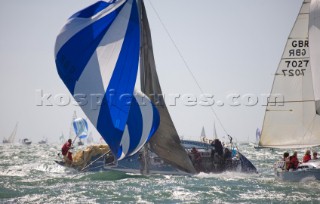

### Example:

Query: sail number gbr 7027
xmin=282 ymin=60 xmax=309 ymax=77
xmin=282 ymin=40 xmax=309 ymax=77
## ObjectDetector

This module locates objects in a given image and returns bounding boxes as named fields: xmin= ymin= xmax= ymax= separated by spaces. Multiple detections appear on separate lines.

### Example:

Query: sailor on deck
xmin=62 ymin=139 xmax=73 ymax=165
xmin=288 ymin=152 xmax=299 ymax=170
xmin=303 ymin=150 xmax=311 ymax=163
xmin=191 ymin=147 xmax=202 ymax=172
xmin=313 ymin=152 xmax=318 ymax=160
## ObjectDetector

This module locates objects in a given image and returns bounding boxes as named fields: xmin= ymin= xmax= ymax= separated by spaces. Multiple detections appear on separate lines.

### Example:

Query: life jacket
xmin=61 ymin=142 xmax=71 ymax=156
xmin=303 ymin=155 xmax=311 ymax=163
xmin=289 ymin=156 xmax=299 ymax=169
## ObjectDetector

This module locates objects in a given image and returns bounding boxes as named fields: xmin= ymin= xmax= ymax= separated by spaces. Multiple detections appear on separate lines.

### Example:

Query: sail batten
xmin=260 ymin=0 xmax=320 ymax=148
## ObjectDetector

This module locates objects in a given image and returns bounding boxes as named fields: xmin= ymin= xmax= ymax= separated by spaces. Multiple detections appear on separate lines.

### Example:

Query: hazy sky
xmin=0 ymin=0 xmax=302 ymax=143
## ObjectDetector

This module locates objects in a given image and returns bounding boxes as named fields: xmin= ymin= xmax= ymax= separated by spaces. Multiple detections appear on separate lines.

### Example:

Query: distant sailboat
xmin=38 ymin=137 xmax=48 ymax=144
xmin=87 ymin=132 xmax=94 ymax=144
xmin=255 ymin=128 xmax=261 ymax=144
xmin=3 ymin=123 xmax=18 ymax=144
xmin=213 ymin=122 xmax=218 ymax=140
xmin=59 ymin=132 xmax=65 ymax=144
xmin=69 ymin=111 xmax=77 ymax=140
xmin=73 ymin=117 xmax=88 ymax=146
xmin=200 ymin=126 xmax=206 ymax=143
xmin=22 ymin=138 xmax=32 ymax=145
xmin=200 ymin=123 xmax=218 ymax=144
xmin=253 ymin=128 xmax=263 ymax=149
xmin=259 ymin=0 xmax=320 ymax=181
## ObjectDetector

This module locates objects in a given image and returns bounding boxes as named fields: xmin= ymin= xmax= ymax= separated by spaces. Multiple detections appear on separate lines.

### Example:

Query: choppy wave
xmin=1 ymin=143 xmax=320 ymax=203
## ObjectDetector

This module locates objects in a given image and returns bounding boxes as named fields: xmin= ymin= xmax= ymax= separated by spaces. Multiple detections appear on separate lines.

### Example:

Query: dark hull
xmin=55 ymin=140 xmax=257 ymax=175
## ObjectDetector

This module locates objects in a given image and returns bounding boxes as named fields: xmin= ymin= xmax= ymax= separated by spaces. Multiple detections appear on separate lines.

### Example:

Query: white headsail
xmin=260 ymin=0 xmax=320 ymax=148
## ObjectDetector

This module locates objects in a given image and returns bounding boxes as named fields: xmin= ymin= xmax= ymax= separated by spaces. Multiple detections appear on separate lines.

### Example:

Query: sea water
xmin=1 ymin=144 xmax=320 ymax=203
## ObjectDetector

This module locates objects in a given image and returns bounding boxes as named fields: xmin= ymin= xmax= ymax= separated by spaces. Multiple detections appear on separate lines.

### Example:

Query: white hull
xmin=22 ymin=138 xmax=32 ymax=145
xmin=275 ymin=160 xmax=320 ymax=182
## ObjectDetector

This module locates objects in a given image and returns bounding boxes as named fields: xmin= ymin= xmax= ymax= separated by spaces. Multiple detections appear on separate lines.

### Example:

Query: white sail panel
xmin=55 ymin=0 xmax=160 ymax=159
xmin=259 ymin=0 xmax=320 ymax=148
xmin=73 ymin=0 xmax=134 ymax=127
xmin=55 ymin=0 xmax=127 ymax=57
xmin=261 ymin=102 xmax=320 ymax=148
xmin=310 ymin=0 xmax=320 ymax=101
xmin=201 ymin=127 xmax=206 ymax=137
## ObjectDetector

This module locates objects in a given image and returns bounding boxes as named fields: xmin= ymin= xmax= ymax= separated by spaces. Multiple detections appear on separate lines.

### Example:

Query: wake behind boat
xmin=258 ymin=0 xmax=320 ymax=181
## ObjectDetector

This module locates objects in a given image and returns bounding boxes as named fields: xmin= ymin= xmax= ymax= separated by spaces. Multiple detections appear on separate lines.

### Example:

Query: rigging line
xmin=145 ymin=0 xmax=229 ymax=135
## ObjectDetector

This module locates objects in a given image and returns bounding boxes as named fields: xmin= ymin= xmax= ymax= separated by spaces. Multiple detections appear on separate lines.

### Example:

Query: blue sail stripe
xmin=56 ymin=4 xmax=125 ymax=94
xmin=118 ymin=93 xmax=160 ymax=158
xmin=96 ymin=0 xmax=141 ymax=157
xmin=105 ymin=0 xmax=140 ymax=131
xmin=70 ymin=1 xmax=112 ymax=19
xmin=73 ymin=0 xmax=134 ymax=129
xmin=148 ymin=102 xmax=160 ymax=141
xmin=126 ymin=96 xmax=143 ymax=154
xmin=55 ymin=0 xmax=160 ymax=160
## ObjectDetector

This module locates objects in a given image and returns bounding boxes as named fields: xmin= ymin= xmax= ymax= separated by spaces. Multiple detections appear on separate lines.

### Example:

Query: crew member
xmin=282 ymin=152 xmax=290 ymax=170
xmin=288 ymin=152 xmax=299 ymax=170
xmin=191 ymin=147 xmax=202 ymax=172
xmin=211 ymin=139 xmax=223 ymax=156
xmin=313 ymin=152 xmax=318 ymax=160
xmin=303 ymin=150 xmax=311 ymax=163
xmin=62 ymin=139 xmax=73 ymax=164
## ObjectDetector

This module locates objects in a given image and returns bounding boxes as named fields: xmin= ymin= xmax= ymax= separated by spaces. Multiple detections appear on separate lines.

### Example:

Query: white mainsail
xmin=201 ymin=126 xmax=206 ymax=138
xmin=213 ymin=122 xmax=218 ymax=140
xmin=310 ymin=0 xmax=320 ymax=113
xmin=3 ymin=123 xmax=18 ymax=143
xmin=199 ymin=126 xmax=206 ymax=142
xmin=260 ymin=0 xmax=320 ymax=148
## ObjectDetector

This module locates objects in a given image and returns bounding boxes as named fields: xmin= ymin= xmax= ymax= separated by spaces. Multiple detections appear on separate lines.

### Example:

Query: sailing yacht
xmin=38 ymin=137 xmax=48 ymax=144
xmin=258 ymin=0 xmax=320 ymax=181
xmin=22 ymin=138 xmax=32 ymax=145
xmin=3 ymin=123 xmax=18 ymax=144
xmin=87 ymin=132 xmax=94 ymax=144
xmin=200 ymin=123 xmax=218 ymax=144
xmin=54 ymin=0 xmax=256 ymax=174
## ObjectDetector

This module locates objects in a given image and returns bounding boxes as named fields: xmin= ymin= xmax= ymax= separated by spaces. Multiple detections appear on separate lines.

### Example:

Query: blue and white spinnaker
xmin=55 ymin=0 xmax=159 ymax=159
xmin=73 ymin=118 xmax=88 ymax=139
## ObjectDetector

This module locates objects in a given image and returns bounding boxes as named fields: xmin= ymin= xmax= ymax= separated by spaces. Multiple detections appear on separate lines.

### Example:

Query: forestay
xmin=55 ymin=0 xmax=159 ymax=159
xmin=260 ymin=0 xmax=320 ymax=148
